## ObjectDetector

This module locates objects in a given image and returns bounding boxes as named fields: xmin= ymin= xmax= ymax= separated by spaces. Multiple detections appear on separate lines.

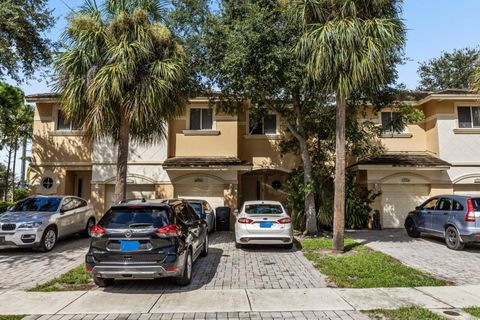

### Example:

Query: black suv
xmin=85 ymin=199 xmax=208 ymax=287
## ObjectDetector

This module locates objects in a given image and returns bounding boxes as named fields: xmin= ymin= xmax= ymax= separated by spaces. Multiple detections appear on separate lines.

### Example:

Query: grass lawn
xmin=0 ymin=316 xmax=25 ymax=320
xmin=463 ymin=307 xmax=480 ymax=317
xmin=367 ymin=306 xmax=445 ymax=320
xmin=300 ymin=238 xmax=447 ymax=288
xmin=29 ymin=264 xmax=93 ymax=292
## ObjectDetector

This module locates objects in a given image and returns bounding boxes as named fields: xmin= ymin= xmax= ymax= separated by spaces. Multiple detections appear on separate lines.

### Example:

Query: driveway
xmin=0 ymin=232 xmax=326 ymax=291
xmin=0 ymin=235 xmax=89 ymax=290
xmin=106 ymin=232 xmax=327 ymax=291
xmin=348 ymin=229 xmax=480 ymax=285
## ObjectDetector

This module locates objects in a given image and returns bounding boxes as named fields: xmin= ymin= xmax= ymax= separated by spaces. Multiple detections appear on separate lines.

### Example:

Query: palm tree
xmin=294 ymin=0 xmax=405 ymax=251
xmin=55 ymin=0 xmax=187 ymax=202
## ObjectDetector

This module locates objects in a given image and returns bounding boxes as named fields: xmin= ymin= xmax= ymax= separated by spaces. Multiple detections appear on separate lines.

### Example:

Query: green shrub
xmin=13 ymin=188 xmax=29 ymax=201
xmin=0 ymin=201 xmax=15 ymax=213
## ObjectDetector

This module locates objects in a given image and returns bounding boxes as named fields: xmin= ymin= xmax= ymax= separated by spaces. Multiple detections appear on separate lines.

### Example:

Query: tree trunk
xmin=285 ymin=96 xmax=318 ymax=236
xmin=20 ymin=136 xmax=27 ymax=187
xmin=114 ymin=115 xmax=130 ymax=203
xmin=332 ymin=93 xmax=346 ymax=252
xmin=4 ymin=146 xmax=12 ymax=201
xmin=11 ymin=137 xmax=18 ymax=200
xmin=299 ymin=138 xmax=318 ymax=235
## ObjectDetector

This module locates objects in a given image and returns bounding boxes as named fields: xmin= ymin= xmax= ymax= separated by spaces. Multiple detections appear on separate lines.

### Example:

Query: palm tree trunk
xmin=20 ymin=136 xmax=27 ymax=187
xmin=4 ymin=146 xmax=12 ymax=201
xmin=333 ymin=93 xmax=346 ymax=252
xmin=11 ymin=137 xmax=18 ymax=200
xmin=114 ymin=115 xmax=130 ymax=203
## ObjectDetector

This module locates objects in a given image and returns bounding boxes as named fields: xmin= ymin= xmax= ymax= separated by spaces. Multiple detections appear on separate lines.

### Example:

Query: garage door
xmin=382 ymin=184 xmax=430 ymax=228
xmin=174 ymin=184 xmax=225 ymax=210
xmin=454 ymin=184 xmax=480 ymax=196
xmin=105 ymin=184 xmax=156 ymax=210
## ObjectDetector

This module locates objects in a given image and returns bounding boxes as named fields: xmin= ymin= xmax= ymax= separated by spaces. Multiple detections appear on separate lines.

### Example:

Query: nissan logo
xmin=125 ymin=230 xmax=132 ymax=238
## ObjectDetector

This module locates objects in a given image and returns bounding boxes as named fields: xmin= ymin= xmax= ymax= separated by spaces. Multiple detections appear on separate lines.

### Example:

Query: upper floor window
xmin=56 ymin=110 xmax=79 ymax=131
xmin=381 ymin=111 xmax=404 ymax=134
xmin=189 ymin=108 xmax=213 ymax=130
xmin=249 ymin=114 xmax=277 ymax=135
xmin=458 ymin=106 xmax=480 ymax=128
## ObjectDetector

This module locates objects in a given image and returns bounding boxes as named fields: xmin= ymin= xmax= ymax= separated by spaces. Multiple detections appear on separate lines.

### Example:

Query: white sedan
xmin=234 ymin=200 xmax=293 ymax=249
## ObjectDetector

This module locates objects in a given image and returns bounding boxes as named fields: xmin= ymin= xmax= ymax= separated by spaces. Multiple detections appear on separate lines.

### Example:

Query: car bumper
xmin=0 ymin=229 xmax=43 ymax=247
xmin=235 ymin=226 xmax=293 ymax=245
xmin=460 ymin=233 xmax=480 ymax=243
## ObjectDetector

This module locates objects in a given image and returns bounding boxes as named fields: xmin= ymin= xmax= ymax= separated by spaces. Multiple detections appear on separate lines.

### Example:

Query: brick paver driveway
xmin=348 ymin=229 xmax=480 ymax=285
xmin=0 ymin=235 xmax=89 ymax=290
xmin=103 ymin=232 xmax=327 ymax=291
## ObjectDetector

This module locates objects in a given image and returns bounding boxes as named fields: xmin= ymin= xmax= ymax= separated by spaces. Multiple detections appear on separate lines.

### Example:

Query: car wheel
xmin=83 ymin=218 xmax=96 ymax=237
xmin=283 ymin=242 xmax=294 ymax=249
xmin=176 ymin=249 xmax=193 ymax=286
xmin=38 ymin=226 xmax=57 ymax=252
xmin=200 ymin=232 xmax=209 ymax=257
xmin=93 ymin=275 xmax=114 ymax=287
xmin=445 ymin=226 xmax=465 ymax=250
xmin=405 ymin=218 xmax=421 ymax=238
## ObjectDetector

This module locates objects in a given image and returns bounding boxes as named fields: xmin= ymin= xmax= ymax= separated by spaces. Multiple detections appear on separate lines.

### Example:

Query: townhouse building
xmin=26 ymin=89 xmax=480 ymax=229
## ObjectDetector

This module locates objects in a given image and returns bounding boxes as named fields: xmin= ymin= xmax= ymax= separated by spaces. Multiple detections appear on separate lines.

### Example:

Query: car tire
xmin=93 ymin=275 xmax=114 ymax=287
xmin=177 ymin=249 xmax=193 ymax=286
xmin=200 ymin=233 xmax=209 ymax=257
xmin=445 ymin=226 xmax=465 ymax=250
xmin=82 ymin=218 xmax=96 ymax=237
xmin=37 ymin=226 xmax=57 ymax=252
xmin=283 ymin=242 xmax=294 ymax=249
xmin=405 ymin=218 xmax=421 ymax=238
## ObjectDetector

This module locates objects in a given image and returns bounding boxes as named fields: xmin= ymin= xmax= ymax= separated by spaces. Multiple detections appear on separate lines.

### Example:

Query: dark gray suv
xmin=405 ymin=195 xmax=480 ymax=250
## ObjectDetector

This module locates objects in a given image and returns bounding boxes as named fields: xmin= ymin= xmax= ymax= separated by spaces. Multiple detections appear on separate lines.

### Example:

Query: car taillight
xmin=466 ymin=199 xmax=476 ymax=222
xmin=156 ymin=224 xmax=182 ymax=237
xmin=86 ymin=265 xmax=93 ymax=273
xmin=90 ymin=225 xmax=105 ymax=238
xmin=237 ymin=217 xmax=254 ymax=224
xmin=277 ymin=217 xmax=292 ymax=224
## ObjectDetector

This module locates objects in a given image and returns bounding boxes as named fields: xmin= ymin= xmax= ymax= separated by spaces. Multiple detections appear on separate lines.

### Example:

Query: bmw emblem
xmin=125 ymin=230 xmax=132 ymax=238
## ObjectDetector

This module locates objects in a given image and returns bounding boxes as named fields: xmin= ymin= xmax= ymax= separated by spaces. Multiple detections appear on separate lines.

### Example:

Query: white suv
xmin=234 ymin=200 xmax=293 ymax=249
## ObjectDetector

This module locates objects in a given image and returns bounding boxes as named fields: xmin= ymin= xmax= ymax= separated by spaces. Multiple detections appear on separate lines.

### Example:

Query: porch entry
xmin=65 ymin=170 xmax=92 ymax=200
xmin=240 ymin=169 xmax=288 ymax=204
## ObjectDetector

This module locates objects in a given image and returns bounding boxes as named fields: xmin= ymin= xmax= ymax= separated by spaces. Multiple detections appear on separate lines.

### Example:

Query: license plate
xmin=260 ymin=222 xmax=273 ymax=228
xmin=120 ymin=240 xmax=140 ymax=251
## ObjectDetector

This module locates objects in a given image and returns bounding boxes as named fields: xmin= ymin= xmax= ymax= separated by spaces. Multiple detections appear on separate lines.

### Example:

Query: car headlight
xmin=18 ymin=222 xmax=43 ymax=229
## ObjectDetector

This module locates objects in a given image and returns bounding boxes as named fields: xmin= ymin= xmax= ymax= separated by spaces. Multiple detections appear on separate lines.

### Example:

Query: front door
xmin=242 ymin=175 xmax=262 ymax=201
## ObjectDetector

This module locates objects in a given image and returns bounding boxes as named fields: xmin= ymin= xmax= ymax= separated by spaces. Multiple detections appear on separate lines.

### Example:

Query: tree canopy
xmin=418 ymin=47 xmax=479 ymax=91
xmin=0 ymin=0 xmax=55 ymax=81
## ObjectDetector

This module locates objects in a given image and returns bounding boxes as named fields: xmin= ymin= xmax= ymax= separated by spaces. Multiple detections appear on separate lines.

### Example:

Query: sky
xmin=3 ymin=0 xmax=480 ymax=179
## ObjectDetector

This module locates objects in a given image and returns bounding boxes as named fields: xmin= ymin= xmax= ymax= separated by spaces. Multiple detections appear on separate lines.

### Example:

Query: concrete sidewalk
xmin=1 ymin=285 xmax=480 ymax=315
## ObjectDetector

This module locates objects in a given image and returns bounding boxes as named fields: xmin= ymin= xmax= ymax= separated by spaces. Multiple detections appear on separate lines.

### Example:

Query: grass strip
xmin=29 ymin=264 xmax=92 ymax=292
xmin=367 ymin=306 xmax=446 ymax=320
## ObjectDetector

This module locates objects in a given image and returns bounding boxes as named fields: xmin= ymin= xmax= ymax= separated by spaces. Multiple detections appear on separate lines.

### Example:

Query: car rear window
xmin=244 ymin=204 xmax=283 ymax=214
xmin=471 ymin=198 xmax=480 ymax=210
xmin=189 ymin=202 xmax=202 ymax=215
xmin=11 ymin=197 xmax=61 ymax=212
xmin=99 ymin=207 xmax=171 ymax=229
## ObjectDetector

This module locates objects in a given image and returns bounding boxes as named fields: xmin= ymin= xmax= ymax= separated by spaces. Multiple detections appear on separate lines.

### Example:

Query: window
xmin=452 ymin=200 xmax=464 ymax=211
xmin=271 ymin=180 xmax=282 ymax=190
xmin=99 ymin=208 xmax=171 ymax=229
xmin=244 ymin=204 xmax=284 ymax=214
xmin=189 ymin=108 xmax=213 ymax=130
xmin=61 ymin=198 xmax=76 ymax=212
xmin=42 ymin=177 xmax=54 ymax=189
xmin=11 ymin=197 xmax=61 ymax=212
xmin=437 ymin=198 xmax=452 ymax=211
xmin=420 ymin=198 xmax=438 ymax=210
xmin=458 ymin=106 xmax=480 ymax=128
xmin=381 ymin=111 xmax=404 ymax=133
xmin=56 ymin=110 xmax=79 ymax=131
xmin=249 ymin=114 xmax=277 ymax=135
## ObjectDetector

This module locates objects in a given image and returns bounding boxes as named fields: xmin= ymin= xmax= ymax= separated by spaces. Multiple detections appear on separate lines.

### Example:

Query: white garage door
xmin=454 ymin=185 xmax=480 ymax=196
xmin=382 ymin=184 xmax=430 ymax=228
xmin=174 ymin=184 xmax=225 ymax=210
xmin=106 ymin=184 xmax=156 ymax=210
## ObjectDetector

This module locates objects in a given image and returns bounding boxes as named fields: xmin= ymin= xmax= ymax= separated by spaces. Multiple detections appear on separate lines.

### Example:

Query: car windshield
xmin=99 ymin=207 xmax=171 ymax=229
xmin=188 ymin=202 xmax=202 ymax=215
xmin=471 ymin=198 xmax=480 ymax=210
xmin=10 ymin=197 xmax=61 ymax=212
xmin=244 ymin=204 xmax=283 ymax=214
